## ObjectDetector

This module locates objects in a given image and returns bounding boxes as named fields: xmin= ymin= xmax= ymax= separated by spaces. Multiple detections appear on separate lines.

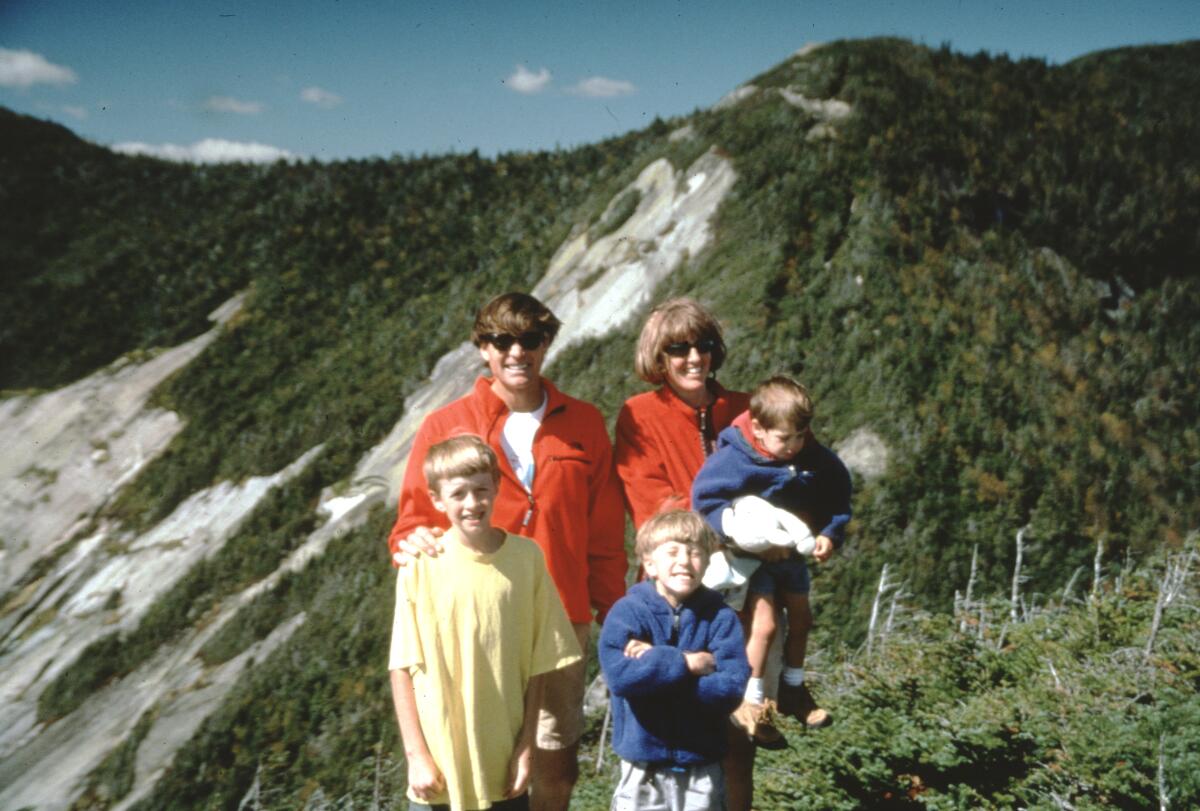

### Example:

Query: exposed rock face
xmin=667 ymin=124 xmax=695 ymax=142
xmin=0 ymin=447 xmax=321 ymax=811
xmin=0 ymin=148 xmax=737 ymax=810
xmin=0 ymin=295 xmax=244 ymax=598
xmin=712 ymin=84 xmax=759 ymax=110
xmin=836 ymin=428 xmax=890 ymax=481
xmin=537 ymin=148 xmax=738 ymax=364
xmin=778 ymin=87 xmax=852 ymax=121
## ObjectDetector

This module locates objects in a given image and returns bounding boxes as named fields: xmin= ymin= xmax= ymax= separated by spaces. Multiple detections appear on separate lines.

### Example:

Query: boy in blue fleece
xmin=599 ymin=510 xmax=750 ymax=811
xmin=692 ymin=376 xmax=851 ymax=739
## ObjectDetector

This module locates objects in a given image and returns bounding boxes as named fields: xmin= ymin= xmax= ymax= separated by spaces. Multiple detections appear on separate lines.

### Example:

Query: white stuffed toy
xmin=719 ymin=495 xmax=816 ymax=555
xmin=701 ymin=496 xmax=816 ymax=610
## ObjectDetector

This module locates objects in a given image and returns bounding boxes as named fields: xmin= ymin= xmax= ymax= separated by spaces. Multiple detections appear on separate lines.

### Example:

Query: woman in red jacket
xmin=614 ymin=298 xmax=749 ymax=526
xmin=613 ymin=297 xmax=759 ymax=811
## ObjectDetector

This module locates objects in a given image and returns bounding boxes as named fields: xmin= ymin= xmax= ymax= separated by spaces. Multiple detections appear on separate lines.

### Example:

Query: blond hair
xmin=471 ymin=292 xmax=562 ymax=347
xmin=634 ymin=297 xmax=727 ymax=384
xmin=634 ymin=510 xmax=718 ymax=560
xmin=424 ymin=435 xmax=500 ymax=492
xmin=750 ymin=376 xmax=814 ymax=432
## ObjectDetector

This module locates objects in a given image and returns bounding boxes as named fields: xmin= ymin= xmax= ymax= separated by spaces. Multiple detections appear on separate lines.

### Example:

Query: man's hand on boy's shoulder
xmin=392 ymin=526 xmax=446 ymax=566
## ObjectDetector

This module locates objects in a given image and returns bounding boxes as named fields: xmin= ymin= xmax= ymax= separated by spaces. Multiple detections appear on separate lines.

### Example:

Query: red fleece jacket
xmin=614 ymin=381 xmax=750 ymax=529
xmin=388 ymin=376 xmax=627 ymax=624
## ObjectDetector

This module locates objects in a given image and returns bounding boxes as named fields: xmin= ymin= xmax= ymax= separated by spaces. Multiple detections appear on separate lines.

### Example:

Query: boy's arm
xmin=505 ymin=672 xmax=546 ymax=798
xmin=599 ymin=604 xmax=690 ymax=697
xmin=691 ymin=607 xmax=751 ymax=713
xmin=814 ymin=448 xmax=853 ymax=549
xmin=389 ymin=669 xmax=445 ymax=801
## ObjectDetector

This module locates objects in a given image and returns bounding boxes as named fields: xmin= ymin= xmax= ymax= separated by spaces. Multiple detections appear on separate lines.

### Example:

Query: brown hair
xmin=424 ymin=435 xmax=500 ymax=492
xmin=749 ymin=376 xmax=814 ymax=432
xmin=633 ymin=297 xmax=728 ymax=384
xmin=634 ymin=510 xmax=718 ymax=560
xmin=471 ymin=292 xmax=562 ymax=347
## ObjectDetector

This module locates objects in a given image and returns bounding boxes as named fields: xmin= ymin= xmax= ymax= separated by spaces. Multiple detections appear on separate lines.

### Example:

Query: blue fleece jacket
xmin=691 ymin=418 xmax=853 ymax=546
xmin=599 ymin=581 xmax=749 ymax=766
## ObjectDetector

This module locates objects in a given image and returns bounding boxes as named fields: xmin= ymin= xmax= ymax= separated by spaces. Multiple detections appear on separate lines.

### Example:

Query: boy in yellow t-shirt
xmin=389 ymin=435 xmax=582 ymax=811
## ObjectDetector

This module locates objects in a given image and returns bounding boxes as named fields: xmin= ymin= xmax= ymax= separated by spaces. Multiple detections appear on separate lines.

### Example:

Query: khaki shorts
xmin=536 ymin=621 xmax=591 ymax=750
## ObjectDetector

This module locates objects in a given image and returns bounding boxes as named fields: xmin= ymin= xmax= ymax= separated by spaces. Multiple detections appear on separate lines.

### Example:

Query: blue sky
xmin=2 ymin=0 xmax=1197 ymax=163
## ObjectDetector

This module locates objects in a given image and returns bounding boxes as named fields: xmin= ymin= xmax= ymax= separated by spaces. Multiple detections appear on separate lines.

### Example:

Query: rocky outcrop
xmin=0 ymin=447 xmax=321 ymax=811
xmin=836 ymin=428 xmax=890 ymax=481
xmin=0 ymin=295 xmax=244 ymax=598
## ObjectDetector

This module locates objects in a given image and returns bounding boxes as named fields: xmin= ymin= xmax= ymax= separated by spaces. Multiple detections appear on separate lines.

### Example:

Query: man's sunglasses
xmin=483 ymin=331 xmax=545 ymax=351
xmin=664 ymin=337 xmax=718 ymax=357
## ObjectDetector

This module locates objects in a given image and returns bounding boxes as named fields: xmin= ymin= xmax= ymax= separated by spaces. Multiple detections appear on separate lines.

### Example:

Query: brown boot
xmin=777 ymin=680 xmax=831 ymax=728
xmin=730 ymin=699 xmax=789 ymax=750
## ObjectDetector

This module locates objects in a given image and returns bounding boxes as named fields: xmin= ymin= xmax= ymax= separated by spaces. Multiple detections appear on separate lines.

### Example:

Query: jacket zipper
xmin=697 ymin=405 xmax=712 ymax=458
xmin=523 ymin=492 xmax=534 ymax=528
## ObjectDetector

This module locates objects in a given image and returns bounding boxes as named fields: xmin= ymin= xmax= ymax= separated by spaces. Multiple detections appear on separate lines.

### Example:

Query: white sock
xmin=744 ymin=677 xmax=765 ymax=704
xmin=782 ymin=667 xmax=806 ymax=686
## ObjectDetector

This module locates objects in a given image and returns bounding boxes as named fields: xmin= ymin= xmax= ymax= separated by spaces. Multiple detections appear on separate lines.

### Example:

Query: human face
xmin=479 ymin=329 xmax=547 ymax=403
xmin=662 ymin=335 xmax=713 ymax=404
xmin=642 ymin=539 xmax=708 ymax=606
xmin=750 ymin=418 xmax=808 ymax=461
xmin=430 ymin=472 xmax=498 ymax=541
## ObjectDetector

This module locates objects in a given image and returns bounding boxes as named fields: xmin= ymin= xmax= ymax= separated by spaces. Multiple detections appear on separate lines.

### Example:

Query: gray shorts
xmin=611 ymin=759 xmax=725 ymax=811
xmin=747 ymin=554 xmax=810 ymax=597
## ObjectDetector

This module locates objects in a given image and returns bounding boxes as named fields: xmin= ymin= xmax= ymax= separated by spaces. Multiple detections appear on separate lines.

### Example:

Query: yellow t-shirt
xmin=389 ymin=531 xmax=582 ymax=810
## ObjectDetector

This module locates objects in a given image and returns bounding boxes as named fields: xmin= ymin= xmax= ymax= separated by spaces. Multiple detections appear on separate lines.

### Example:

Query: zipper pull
xmin=522 ymin=494 xmax=534 ymax=528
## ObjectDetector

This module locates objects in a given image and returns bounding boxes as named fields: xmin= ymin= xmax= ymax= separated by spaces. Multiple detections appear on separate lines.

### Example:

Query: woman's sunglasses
xmin=664 ymin=337 xmax=718 ymax=358
xmin=483 ymin=331 xmax=545 ymax=351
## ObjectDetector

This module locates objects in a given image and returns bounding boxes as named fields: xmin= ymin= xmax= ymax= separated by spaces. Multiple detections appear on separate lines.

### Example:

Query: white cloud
xmin=0 ymin=47 xmax=77 ymax=89
xmin=112 ymin=138 xmax=295 ymax=164
xmin=568 ymin=76 xmax=636 ymax=98
xmin=300 ymin=86 xmax=342 ymax=108
xmin=61 ymin=105 xmax=88 ymax=120
xmin=505 ymin=64 xmax=551 ymax=94
xmin=203 ymin=95 xmax=264 ymax=115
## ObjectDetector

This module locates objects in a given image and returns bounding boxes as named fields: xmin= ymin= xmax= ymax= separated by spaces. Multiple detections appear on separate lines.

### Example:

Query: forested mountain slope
xmin=1 ymin=38 xmax=1197 ymax=809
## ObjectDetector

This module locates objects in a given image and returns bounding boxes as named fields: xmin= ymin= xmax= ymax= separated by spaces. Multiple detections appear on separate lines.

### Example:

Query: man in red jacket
xmin=388 ymin=291 xmax=626 ymax=811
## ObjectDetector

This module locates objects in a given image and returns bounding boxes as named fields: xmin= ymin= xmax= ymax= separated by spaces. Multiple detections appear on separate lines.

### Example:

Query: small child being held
xmin=692 ymin=376 xmax=852 ymax=747
xmin=389 ymin=435 xmax=581 ymax=811
xmin=599 ymin=510 xmax=750 ymax=811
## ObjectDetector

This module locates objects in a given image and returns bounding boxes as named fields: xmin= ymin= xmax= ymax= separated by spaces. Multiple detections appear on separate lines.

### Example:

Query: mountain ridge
xmin=1 ymin=36 xmax=1197 ymax=809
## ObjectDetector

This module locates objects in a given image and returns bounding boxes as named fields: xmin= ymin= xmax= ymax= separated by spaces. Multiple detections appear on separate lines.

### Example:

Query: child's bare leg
xmin=782 ymin=591 xmax=813 ymax=668
xmin=743 ymin=592 xmax=777 ymax=678
xmin=777 ymin=590 xmax=830 ymax=727
xmin=731 ymin=592 xmax=787 ymax=749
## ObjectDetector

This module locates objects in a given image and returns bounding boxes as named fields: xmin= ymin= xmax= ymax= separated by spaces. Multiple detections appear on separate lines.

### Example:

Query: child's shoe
xmin=777 ymin=680 xmax=831 ymax=728
xmin=731 ymin=699 xmax=789 ymax=750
